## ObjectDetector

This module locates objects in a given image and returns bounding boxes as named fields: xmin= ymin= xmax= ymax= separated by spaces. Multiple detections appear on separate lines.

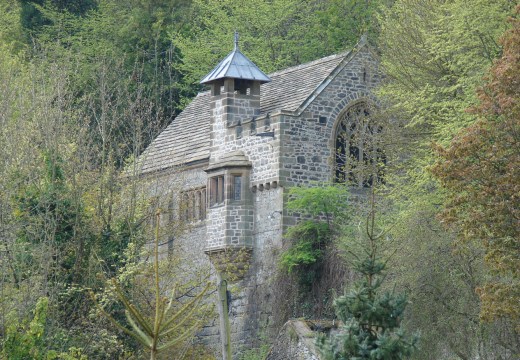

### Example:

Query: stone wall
xmin=147 ymin=44 xmax=380 ymax=359
xmin=229 ymin=185 xmax=285 ymax=356
xmin=267 ymin=320 xmax=322 ymax=360
xmin=279 ymin=46 xmax=381 ymax=187
xmin=204 ymin=76 xmax=287 ymax=358
xmin=211 ymin=115 xmax=281 ymax=186
xmin=173 ymin=184 xmax=284 ymax=358
xmin=207 ymin=78 xmax=282 ymax=252
xmin=146 ymin=167 xmax=284 ymax=357
xmin=206 ymin=204 xmax=227 ymax=248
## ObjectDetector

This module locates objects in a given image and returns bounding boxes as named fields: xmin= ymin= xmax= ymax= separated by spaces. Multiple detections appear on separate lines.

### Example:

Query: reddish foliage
xmin=431 ymin=6 xmax=520 ymax=328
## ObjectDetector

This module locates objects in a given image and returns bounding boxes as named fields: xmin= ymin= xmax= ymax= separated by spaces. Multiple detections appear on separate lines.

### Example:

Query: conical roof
xmin=200 ymin=33 xmax=271 ymax=84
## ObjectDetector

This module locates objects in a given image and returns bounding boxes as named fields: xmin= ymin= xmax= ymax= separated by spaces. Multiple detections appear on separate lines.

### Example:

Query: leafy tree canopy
xmin=432 ymin=4 xmax=520 ymax=331
xmin=172 ymin=0 xmax=386 ymax=95
xmin=318 ymin=193 xmax=419 ymax=359
xmin=379 ymin=0 xmax=513 ymax=144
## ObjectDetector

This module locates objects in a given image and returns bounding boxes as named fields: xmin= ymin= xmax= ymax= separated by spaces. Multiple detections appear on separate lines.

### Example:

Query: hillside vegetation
xmin=0 ymin=0 xmax=518 ymax=359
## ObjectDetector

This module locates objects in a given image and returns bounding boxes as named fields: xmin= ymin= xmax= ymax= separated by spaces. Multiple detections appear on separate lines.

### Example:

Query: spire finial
xmin=234 ymin=30 xmax=239 ymax=50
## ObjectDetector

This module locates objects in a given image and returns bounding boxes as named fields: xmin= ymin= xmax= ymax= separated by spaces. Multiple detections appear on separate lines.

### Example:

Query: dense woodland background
xmin=0 ymin=0 xmax=518 ymax=359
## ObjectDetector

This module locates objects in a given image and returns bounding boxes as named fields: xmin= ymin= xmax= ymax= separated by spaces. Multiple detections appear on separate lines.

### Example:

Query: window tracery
xmin=334 ymin=102 xmax=385 ymax=187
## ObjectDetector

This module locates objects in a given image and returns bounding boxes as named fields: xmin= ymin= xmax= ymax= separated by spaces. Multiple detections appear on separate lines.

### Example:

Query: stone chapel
xmin=138 ymin=35 xmax=381 ymax=357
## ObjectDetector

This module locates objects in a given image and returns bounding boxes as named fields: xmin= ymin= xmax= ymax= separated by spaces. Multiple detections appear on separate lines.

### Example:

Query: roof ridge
xmin=268 ymin=51 xmax=349 ymax=78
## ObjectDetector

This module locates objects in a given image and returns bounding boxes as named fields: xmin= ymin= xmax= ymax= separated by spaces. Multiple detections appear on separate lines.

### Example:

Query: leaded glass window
xmin=335 ymin=102 xmax=385 ymax=187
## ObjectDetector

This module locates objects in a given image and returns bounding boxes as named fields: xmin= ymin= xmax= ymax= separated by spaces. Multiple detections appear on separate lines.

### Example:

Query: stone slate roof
xmin=139 ymin=52 xmax=348 ymax=174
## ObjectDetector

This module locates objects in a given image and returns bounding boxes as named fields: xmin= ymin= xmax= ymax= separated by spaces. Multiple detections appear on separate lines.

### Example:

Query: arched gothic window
xmin=334 ymin=102 xmax=385 ymax=187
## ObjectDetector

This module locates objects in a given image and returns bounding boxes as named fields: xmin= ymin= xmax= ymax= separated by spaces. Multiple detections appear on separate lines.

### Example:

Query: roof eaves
xmin=139 ymin=156 xmax=210 ymax=178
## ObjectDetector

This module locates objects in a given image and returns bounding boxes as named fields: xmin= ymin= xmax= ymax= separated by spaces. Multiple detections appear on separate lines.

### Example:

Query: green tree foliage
xmin=286 ymin=185 xmax=351 ymax=220
xmin=12 ymin=151 xmax=93 ymax=285
xmin=3 ymin=297 xmax=50 ymax=359
xmin=377 ymin=0 xmax=519 ymax=357
xmin=379 ymin=0 xmax=511 ymax=144
xmin=383 ymin=196 xmax=494 ymax=358
xmin=432 ymin=5 xmax=520 ymax=332
xmin=318 ymin=193 xmax=418 ymax=360
xmin=19 ymin=0 xmax=96 ymax=35
xmin=274 ymin=185 xmax=351 ymax=321
xmin=2 ymin=297 xmax=87 ymax=359
xmin=281 ymin=221 xmax=330 ymax=274
xmin=0 ymin=0 xmax=26 ymax=54
xmin=0 ymin=5 xmax=180 ymax=355
xmin=31 ymin=0 xmax=192 ymax=135
xmin=311 ymin=0 xmax=387 ymax=53
xmin=281 ymin=185 xmax=349 ymax=277
xmin=92 ymin=211 xmax=211 ymax=360
xmin=172 ymin=0 xmax=386 ymax=93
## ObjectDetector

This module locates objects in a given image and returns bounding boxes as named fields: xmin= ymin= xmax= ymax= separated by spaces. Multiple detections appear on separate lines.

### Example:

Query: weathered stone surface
xmin=266 ymin=320 xmax=327 ymax=360
xmin=138 ymin=39 xmax=381 ymax=358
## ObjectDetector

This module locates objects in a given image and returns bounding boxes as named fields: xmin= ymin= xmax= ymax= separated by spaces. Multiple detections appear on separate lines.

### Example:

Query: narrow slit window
xmin=182 ymin=193 xmax=189 ymax=221
xmin=218 ymin=176 xmax=224 ymax=203
xmin=233 ymin=175 xmax=242 ymax=201
xmin=195 ymin=191 xmax=201 ymax=220
xmin=200 ymin=189 xmax=206 ymax=219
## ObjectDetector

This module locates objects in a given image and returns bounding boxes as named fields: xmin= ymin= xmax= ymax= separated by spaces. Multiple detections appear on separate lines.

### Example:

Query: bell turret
xmin=202 ymin=33 xmax=270 ymax=284
xmin=201 ymin=32 xmax=270 ymax=127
